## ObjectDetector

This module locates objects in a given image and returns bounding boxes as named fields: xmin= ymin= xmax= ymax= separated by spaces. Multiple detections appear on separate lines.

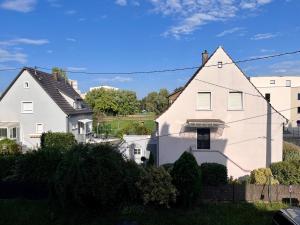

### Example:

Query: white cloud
xmin=66 ymin=38 xmax=76 ymax=42
xmin=65 ymin=10 xmax=77 ymax=15
xmin=115 ymin=0 xmax=127 ymax=6
xmin=145 ymin=0 xmax=273 ymax=38
xmin=269 ymin=60 xmax=300 ymax=74
xmin=0 ymin=48 xmax=27 ymax=64
xmin=0 ymin=0 xmax=37 ymax=12
xmin=0 ymin=38 xmax=49 ymax=46
xmin=251 ymin=33 xmax=278 ymax=40
xmin=216 ymin=27 xmax=245 ymax=37
xmin=97 ymin=76 xmax=133 ymax=83
xmin=47 ymin=0 xmax=62 ymax=8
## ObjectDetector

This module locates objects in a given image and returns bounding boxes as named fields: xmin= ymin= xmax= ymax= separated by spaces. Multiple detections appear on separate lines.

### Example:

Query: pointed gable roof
xmin=0 ymin=67 xmax=92 ymax=116
xmin=156 ymin=46 xmax=287 ymax=122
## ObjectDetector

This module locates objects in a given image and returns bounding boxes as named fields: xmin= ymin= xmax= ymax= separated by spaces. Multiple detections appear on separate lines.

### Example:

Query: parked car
xmin=272 ymin=208 xmax=300 ymax=225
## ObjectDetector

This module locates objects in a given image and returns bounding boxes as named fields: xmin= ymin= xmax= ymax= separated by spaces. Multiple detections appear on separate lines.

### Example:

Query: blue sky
xmin=0 ymin=0 xmax=299 ymax=98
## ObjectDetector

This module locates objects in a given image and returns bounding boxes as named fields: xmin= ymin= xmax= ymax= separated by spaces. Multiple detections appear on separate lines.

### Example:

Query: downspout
xmin=66 ymin=115 xmax=70 ymax=133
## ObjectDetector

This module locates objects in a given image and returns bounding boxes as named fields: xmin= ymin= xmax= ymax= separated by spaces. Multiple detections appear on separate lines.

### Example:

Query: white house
xmin=0 ymin=67 xmax=93 ymax=149
xmin=118 ymin=135 xmax=157 ymax=164
xmin=250 ymin=76 xmax=300 ymax=130
xmin=156 ymin=47 xmax=287 ymax=178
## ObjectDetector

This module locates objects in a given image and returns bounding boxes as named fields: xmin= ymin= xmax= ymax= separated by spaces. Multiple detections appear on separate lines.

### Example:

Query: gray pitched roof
xmin=0 ymin=67 xmax=93 ymax=116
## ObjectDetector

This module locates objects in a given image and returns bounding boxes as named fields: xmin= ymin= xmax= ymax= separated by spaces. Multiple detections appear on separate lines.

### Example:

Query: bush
xmin=0 ymin=154 xmax=19 ymax=180
xmin=250 ymin=168 xmax=279 ymax=185
xmin=120 ymin=122 xmax=152 ymax=136
xmin=40 ymin=132 xmax=76 ymax=151
xmin=270 ymin=161 xmax=300 ymax=185
xmin=162 ymin=163 xmax=174 ymax=173
xmin=136 ymin=166 xmax=176 ymax=208
xmin=283 ymin=141 xmax=300 ymax=161
xmin=14 ymin=148 xmax=62 ymax=186
xmin=171 ymin=152 xmax=201 ymax=207
xmin=0 ymin=139 xmax=21 ymax=154
xmin=201 ymin=163 xmax=228 ymax=186
xmin=147 ymin=152 xmax=155 ymax=167
xmin=54 ymin=144 xmax=128 ymax=209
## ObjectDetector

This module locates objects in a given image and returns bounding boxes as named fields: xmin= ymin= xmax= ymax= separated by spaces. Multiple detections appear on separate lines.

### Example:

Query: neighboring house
xmin=0 ymin=67 xmax=93 ymax=149
xmin=250 ymin=76 xmax=300 ymax=130
xmin=119 ymin=135 xmax=157 ymax=164
xmin=156 ymin=47 xmax=287 ymax=178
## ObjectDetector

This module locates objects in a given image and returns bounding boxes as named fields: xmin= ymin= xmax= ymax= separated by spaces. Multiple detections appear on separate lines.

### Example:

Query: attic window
xmin=24 ymin=82 xmax=29 ymax=88
xmin=270 ymin=80 xmax=275 ymax=85
xmin=218 ymin=61 xmax=223 ymax=68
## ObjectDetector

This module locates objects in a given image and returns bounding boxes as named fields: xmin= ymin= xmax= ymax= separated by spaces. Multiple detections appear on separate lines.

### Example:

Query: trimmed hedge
xmin=171 ymin=152 xmax=201 ymax=207
xmin=270 ymin=160 xmax=300 ymax=185
xmin=200 ymin=163 xmax=228 ymax=186
xmin=250 ymin=168 xmax=279 ymax=185
xmin=0 ymin=154 xmax=19 ymax=181
xmin=283 ymin=141 xmax=300 ymax=161
xmin=40 ymin=132 xmax=76 ymax=152
xmin=0 ymin=139 xmax=21 ymax=154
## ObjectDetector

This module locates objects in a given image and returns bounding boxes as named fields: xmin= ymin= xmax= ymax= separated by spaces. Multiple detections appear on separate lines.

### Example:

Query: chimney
xmin=202 ymin=50 xmax=209 ymax=65
xmin=53 ymin=72 xmax=58 ymax=81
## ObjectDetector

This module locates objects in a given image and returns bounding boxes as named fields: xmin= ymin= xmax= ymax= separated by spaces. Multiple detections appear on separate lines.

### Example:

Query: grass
xmin=0 ymin=200 xmax=288 ymax=225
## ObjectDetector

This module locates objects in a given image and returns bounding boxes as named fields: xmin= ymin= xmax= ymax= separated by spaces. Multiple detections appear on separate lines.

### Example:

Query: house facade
xmin=118 ymin=135 xmax=157 ymax=164
xmin=250 ymin=76 xmax=300 ymax=129
xmin=0 ymin=68 xmax=93 ymax=149
xmin=156 ymin=47 xmax=287 ymax=178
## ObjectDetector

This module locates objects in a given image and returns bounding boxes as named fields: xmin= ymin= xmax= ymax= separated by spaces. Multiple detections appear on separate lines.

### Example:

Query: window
xmin=134 ymin=148 xmax=141 ymax=155
xmin=36 ymin=123 xmax=43 ymax=134
xmin=270 ymin=80 xmax=275 ymax=84
xmin=0 ymin=128 xmax=7 ymax=138
xmin=298 ymin=93 xmax=300 ymax=100
xmin=21 ymin=101 xmax=33 ymax=113
xmin=265 ymin=93 xmax=271 ymax=102
xmin=286 ymin=80 xmax=291 ymax=87
xmin=9 ymin=127 xmax=17 ymax=139
xmin=197 ymin=128 xmax=210 ymax=149
xmin=218 ymin=61 xmax=223 ymax=68
xmin=298 ymin=107 xmax=300 ymax=114
xmin=24 ymin=82 xmax=29 ymax=88
xmin=228 ymin=92 xmax=243 ymax=110
xmin=197 ymin=92 xmax=211 ymax=110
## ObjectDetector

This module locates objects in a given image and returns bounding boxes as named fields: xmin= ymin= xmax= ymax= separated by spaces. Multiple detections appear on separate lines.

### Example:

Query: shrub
xmin=200 ymin=163 xmax=228 ymax=186
xmin=0 ymin=139 xmax=21 ymax=154
xmin=147 ymin=152 xmax=155 ymax=167
xmin=120 ymin=122 xmax=152 ymax=136
xmin=136 ymin=166 xmax=176 ymax=208
xmin=283 ymin=141 xmax=300 ymax=161
xmin=250 ymin=168 xmax=279 ymax=185
xmin=270 ymin=161 xmax=300 ymax=185
xmin=171 ymin=152 xmax=201 ymax=207
xmin=54 ymin=144 xmax=127 ymax=209
xmin=40 ymin=132 xmax=76 ymax=151
xmin=162 ymin=163 xmax=174 ymax=173
xmin=14 ymin=148 xmax=63 ymax=186
xmin=0 ymin=154 xmax=19 ymax=180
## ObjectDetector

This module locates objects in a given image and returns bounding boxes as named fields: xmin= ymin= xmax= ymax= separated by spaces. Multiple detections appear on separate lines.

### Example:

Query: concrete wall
xmin=156 ymin=47 xmax=285 ymax=178
xmin=0 ymin=70 xmax=67 ymax=149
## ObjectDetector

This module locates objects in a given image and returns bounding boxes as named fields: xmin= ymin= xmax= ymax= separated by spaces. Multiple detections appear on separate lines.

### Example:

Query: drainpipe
xmin=66 ymin=115 xmax=70 ymax=133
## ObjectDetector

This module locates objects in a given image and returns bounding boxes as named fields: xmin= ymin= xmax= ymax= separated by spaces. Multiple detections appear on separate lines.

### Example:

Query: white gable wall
xmin=156 ymin=47 xmax=285 ymax=178
xmin=0 ymin=70 xmax=67 ymax=149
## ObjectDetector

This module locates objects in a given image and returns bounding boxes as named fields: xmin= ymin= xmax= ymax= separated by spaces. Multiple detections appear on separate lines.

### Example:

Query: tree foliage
xmin=270 ymin=161 xmax=300 ymax=185
xmin=41 ymin=132 xmax=76 ymax=152
xmin=0 ymin=139 xmax=21 ymax=154
xmin=250 ymin=168 xmax=279 ymax=185
xmin=283 ymin=141 xmax=300 ymax=161
xmin=52 ymin=67 xmax=67 ymax=80
xmin=141 ymin=88 xmax=169 ymax=115
xmin=85 ymin=88 xmax=140 ymax=116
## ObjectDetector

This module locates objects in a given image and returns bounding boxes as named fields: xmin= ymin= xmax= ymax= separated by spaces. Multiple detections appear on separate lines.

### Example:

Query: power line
xmin=0 ymin=49 xmax=299 ymax=75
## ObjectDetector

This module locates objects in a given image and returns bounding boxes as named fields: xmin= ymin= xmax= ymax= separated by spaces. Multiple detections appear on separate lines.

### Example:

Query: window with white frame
xmin=21 ymin=101 xmax=33 ymax=113
xmin=197 ymin=92 xmax=211 ymax=110
xmin=24 ymin=81 xmax=29 ymax=88
xmin=134 ymin=148 xmax=141 ymax=155
xmin=286 ymin=80 xmax=291 ymax=87
xmin=0 ymin=128 xmax=7 ymax=138
xmin=36 ymin=123 xmax=43 ymax=134
xmin=228 ymin=92 xmax=243 ymax=110
xmin=9 ymin=127 xmax=17 ymax=139
xmin=270 ymin=80 xmax=275 ymax=84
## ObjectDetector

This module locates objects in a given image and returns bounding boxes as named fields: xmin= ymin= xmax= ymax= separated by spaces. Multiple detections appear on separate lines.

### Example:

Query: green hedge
xmin=171 ymin=152 xmax=201 ymax=207
xmin=250 ymin=168 xmax=279 ymax=185
xmin=0 ymin=154 xmax=19 ymax=181
xmin=270 ymin=160 xmax=300 ymax=185
xmin=40 ymin=132 xmax=76 ymax=152
xmin=200 ymin=163 xmax=228 ymax=186
xmin=0 ymin=139 xmax=21 ymax=154
xmin=283 ymin=141 xmax=300 ymax=161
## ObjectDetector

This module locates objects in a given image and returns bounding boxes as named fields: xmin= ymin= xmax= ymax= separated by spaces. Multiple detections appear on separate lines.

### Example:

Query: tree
xmin=141 ymin=88 xmax=169 ymax=115
xmin=52 ymin=67 xmax=67 ymax=80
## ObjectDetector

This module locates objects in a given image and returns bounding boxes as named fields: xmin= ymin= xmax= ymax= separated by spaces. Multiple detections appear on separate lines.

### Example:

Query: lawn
xmin=0 ymin=200 xmax=287 ymax=225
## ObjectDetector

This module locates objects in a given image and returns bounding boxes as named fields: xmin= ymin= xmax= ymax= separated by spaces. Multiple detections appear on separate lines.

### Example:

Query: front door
xmin=197 ymin=128 xmax=210 ymax=149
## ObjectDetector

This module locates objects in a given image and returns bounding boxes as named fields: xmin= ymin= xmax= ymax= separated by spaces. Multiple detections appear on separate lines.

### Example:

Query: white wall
xmin=0 ymin=70 xmax=67 ymax=149
xmin=156 ymin=47 xmax=285 ymax=178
